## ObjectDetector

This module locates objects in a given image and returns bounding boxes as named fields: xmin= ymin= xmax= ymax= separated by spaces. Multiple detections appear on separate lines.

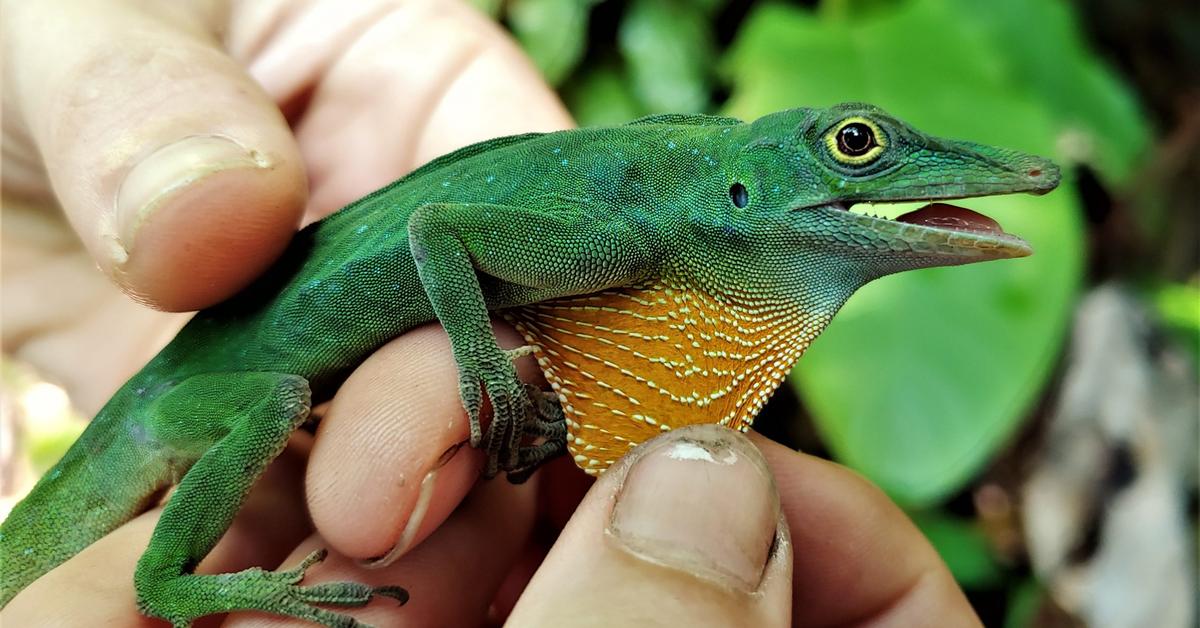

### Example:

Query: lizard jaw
xmin=822 ymin=201 xmax=1033 ymax=261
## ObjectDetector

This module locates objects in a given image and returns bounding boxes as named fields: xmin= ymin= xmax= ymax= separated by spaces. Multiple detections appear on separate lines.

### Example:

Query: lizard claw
xmin=458 ymin=350 xmax=567 ymax=480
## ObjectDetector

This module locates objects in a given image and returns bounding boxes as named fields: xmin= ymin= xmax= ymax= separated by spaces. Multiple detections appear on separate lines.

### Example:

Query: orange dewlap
xmin=503 ymin=280 xmax=831 ymax=475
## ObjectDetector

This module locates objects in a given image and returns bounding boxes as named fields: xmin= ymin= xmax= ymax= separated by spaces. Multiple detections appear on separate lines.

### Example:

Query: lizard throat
xmin=502 ymin=280 xmax=832 ymax=475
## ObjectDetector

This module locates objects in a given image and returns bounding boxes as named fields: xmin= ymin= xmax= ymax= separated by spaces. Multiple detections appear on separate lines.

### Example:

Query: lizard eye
xmin=838 ymin=123 xmax=874 ymax=155
xmin=826 ymin=117 xmax=886 ymax=165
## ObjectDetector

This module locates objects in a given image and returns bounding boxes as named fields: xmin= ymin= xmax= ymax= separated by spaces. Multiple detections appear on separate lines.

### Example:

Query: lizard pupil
xmin=729 ymin=183 xmax=749 ymax=208
xmin=837 ymin=123 xmax=875 ymax=156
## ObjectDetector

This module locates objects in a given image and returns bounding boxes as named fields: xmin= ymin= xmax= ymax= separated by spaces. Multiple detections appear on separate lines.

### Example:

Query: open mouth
xmin=825 ymin=201 xmax=1032 ymax=260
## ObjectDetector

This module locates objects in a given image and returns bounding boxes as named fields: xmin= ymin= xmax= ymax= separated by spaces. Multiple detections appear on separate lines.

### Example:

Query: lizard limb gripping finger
xmin=408 ymin=202 xmax=657 ymax=479
xmin=121 ymin=373 xmax=408 ymax=626
xmin=525 ymin=383 xmax=564 ymax=423
xmin=478 ymin=375 xmax=566 ymax=480
xmin=507 ymin=439 xmax=568 ymax=484
xmin=504 ymin=384 xmax=568 ymax=483
xmin=143 ymin=549 xmax=407 ymax=628
xmin=458 ymin=374 xmax=486 ymax=448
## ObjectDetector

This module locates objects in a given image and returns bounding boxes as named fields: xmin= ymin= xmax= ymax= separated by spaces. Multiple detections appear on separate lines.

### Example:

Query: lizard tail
xmin=0 ymin=388 xmax=177 ymax=605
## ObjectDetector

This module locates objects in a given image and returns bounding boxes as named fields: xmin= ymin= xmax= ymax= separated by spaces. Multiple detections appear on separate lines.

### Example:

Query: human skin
xmin=0 ymin=0 xmax=980 ymax=625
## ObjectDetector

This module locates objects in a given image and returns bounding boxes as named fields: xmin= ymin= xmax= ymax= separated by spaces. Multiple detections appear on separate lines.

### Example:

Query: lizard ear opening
xmin=729 ymin=183 xmax=749 ymax=208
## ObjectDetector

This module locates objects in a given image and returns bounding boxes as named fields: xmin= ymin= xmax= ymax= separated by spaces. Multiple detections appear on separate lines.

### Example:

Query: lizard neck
xmin=504 ymin=275 xmax=837 ymax=474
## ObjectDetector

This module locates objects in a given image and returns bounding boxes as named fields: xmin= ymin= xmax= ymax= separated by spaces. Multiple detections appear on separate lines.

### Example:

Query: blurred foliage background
xmin=473 ymin=0 xmax=1198 ymax=625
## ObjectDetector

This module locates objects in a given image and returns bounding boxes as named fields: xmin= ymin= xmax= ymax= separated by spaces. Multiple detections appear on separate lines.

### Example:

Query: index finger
xmin=751 ymin=435 xmax=980 ymax=627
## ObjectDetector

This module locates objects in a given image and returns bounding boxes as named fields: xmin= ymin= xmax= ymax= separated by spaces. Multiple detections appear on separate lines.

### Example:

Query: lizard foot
xmin=462 ymin=351 xmax=567 ymax=479
xmin=138 ymin=549 xmax=407 ymax=628
xmin=506 ymin=438 xmax=568 ymax=484
xmin=470 ymin=366 xmax=533 ymax=478
xmin=522 ymin=384 xmax=567 ymax=440
xmin=503 ymin=384 xmax=568 ymax=484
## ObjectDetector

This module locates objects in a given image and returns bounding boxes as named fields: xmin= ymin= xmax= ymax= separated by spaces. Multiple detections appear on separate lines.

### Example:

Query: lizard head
xmin=723 ymin=102 xmax=1060 ymax=285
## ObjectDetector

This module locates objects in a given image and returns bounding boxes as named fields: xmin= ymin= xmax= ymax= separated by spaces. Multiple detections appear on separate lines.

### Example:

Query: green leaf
xmin=955 ymin=0 xmax=1150 ymax=182
xmin=722 ymin=0 xmax=1148 ymax=178
xmin=1150 ymin=281 xmax=1200 ymax=363
xmin=619 ymin=0 xmax=716 ymax=113
xmin=798 ymin=191 xmax=1083 ymax=503
xmin=1004 ymin=578 xmax=1048 ymax=628
xmin=563 ymin=62 xmax=646 ymax=127
xmin=912 ymin=512 xmax=1005 ymax=589
xmin=1152 ymin=281 xmax=1200 ymax=336
xmin=508 ymin=0 xmax=597 ymax=85
xmin=722 ymin=0 xmax=1107 ymax=504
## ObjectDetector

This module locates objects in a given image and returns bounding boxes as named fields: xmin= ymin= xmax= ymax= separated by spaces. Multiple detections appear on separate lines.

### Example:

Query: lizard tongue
xmin=895 ymin=203 xmax=1005 ymax=235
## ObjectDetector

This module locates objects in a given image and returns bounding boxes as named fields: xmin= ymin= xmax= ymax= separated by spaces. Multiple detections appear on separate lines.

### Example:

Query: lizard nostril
xmin=1028 ymin=168 xmax=1042 ymax=177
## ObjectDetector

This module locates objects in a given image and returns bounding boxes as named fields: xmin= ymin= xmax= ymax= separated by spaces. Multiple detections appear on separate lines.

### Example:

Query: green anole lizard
xmin=0 ymin=103 xmax=1059 ymax=626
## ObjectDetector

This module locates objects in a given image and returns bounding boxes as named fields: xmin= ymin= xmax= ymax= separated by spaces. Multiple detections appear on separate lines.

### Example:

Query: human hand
xmin=1 ymin=1 xmax=978 ymax=625
xmin=1 ymin=0 xmax=572 ymax=412
xmin=508 ymin=425 xmax=983 ymax=627
xmin=4 ymin=396 xmax=980 ymax=626
xmin=0 ymin=0 xmax=571 ymax=620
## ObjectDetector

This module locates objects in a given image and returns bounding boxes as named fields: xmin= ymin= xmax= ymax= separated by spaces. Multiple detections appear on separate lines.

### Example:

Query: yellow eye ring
xmin=825 ymin=117 xmax=886 ymax=165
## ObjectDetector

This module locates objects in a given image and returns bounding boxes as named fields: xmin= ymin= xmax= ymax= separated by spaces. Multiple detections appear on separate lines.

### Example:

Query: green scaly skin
xmin=0 ymin=103 xmax=1059 ymax=626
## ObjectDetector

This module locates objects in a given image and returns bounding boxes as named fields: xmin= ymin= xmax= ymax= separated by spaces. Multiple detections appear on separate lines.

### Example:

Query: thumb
xmin=3 ymin=0 xmax=306 ymax=311
xmin=509 ymin=425 xmax=792 ymax=627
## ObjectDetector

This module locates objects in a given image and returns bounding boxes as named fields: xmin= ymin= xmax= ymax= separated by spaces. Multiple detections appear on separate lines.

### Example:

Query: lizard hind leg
xmin=132 ymin=372 xmax=404 ymax=627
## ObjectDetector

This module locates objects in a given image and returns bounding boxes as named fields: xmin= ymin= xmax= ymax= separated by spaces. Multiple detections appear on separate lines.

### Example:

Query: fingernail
xmin=359 ymin=442 xmax=464 ymax=569
xmin=608 ymin=426 xmax=779 ymax=593
xmin=111 ymin=135 xmax=271 ymax=263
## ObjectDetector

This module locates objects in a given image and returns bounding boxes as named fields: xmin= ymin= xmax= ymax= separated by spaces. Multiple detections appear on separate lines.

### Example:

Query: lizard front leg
xmin=407 ymin=202 xmax=659 ymax=478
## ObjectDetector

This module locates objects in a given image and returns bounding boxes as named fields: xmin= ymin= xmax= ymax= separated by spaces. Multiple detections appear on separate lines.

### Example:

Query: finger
xmin=4 ymin=0 xmax=306 ymax=311
xmin=508 ymin=424 xmax=793 ymax=627
xmin=306 ymin=320 xmax=543 ymax=563
xmin=0 ymin=508 xmax=157 ymax=626
xmin=226 ymin=474 xmax=538 ymax=627
xmin=227 ymin=0 xmax=574 ymax=215
xmin=750 ymin=434 xmax=980 ymax=627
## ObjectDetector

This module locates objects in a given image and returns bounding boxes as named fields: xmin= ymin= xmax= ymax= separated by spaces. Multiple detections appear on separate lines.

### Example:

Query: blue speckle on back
xmin=667 ymin=141 xmax=676 ymax=149
xmin=355 ymin=225 xmax=368 ymax=234
xmin=561 ymin=159 xmax=569 ymax=166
